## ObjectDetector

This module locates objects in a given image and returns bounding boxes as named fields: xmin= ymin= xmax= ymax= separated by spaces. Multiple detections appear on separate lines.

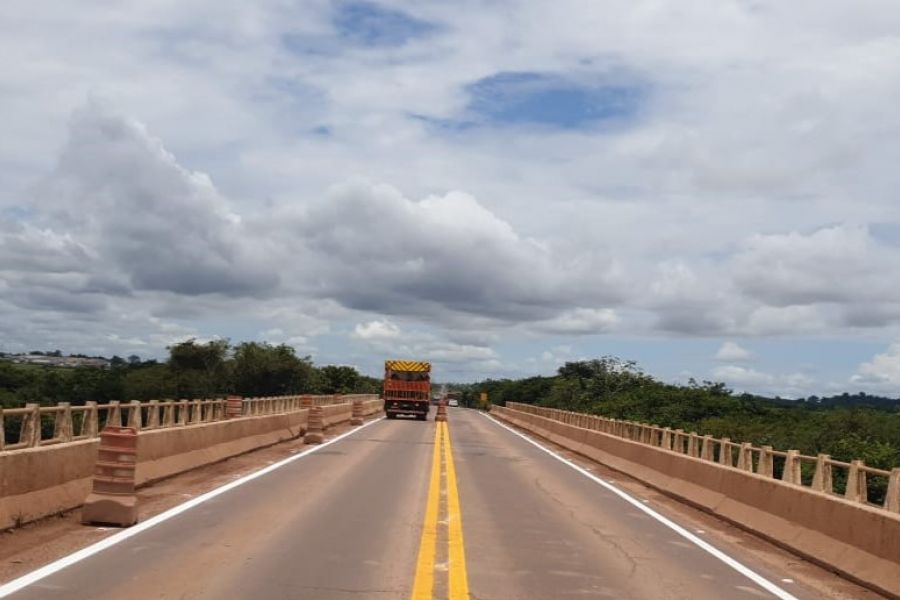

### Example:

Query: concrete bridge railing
xmin=504 ymin=402 xmax=900 ymax=514
xmin=495 ymin=403 xmax=900 ymax=599
xmin=0 ymin=394 xmax=373 ymax=452
xmin=0 ymin=394 xmax=382 ymax=529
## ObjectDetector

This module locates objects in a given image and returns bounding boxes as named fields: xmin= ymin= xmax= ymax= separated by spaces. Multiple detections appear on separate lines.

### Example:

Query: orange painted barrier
xmin=81 ymin=426 xmax=138 ymax=526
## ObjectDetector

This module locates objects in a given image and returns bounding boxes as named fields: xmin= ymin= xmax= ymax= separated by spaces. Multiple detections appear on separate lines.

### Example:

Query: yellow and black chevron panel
xmin=384 ymin=359 xmax=431 ymax=372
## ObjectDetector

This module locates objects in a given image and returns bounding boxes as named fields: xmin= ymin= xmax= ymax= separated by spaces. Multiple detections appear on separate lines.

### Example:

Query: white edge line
xmin=481 ymin=413 xmax=800 ymax=600
xmin=0 ymin=416 xmax=386 ymax=598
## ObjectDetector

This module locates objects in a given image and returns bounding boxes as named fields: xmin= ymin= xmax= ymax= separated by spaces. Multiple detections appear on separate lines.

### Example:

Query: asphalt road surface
xmin=0 ymin=409 xmax=848 ymax=599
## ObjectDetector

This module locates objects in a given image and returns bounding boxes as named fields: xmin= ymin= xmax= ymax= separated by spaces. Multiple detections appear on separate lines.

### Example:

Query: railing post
xmin=673 ymin=430 xmax=685 ymax=453
xmin=191 ymin=401 xmax=202 ymax=424
xmin=0 ymin=408 xmax=5 ymax=450
xmin=83 ymin=401 xmax=98 ymax=438
xmin=757 ymin=446 xmax=774 ymax=477
xmin=178 ymin=400 xmax=188 ymax=426
xmin=687 ymin=433 xmax=699 ymax=457
xmin=127 ymin=400 xmax=142 ymax=431
xmin=20 ymin=403 xmax=41 ymax=447
xmin=781 ymin=449 xmax=801 ymax=485
xmin=700 ymin=435 xmax=713 ymax=461
xmin=55 ymin=402 xmax=74 ymax=442
xmin=147 ymin=400 xmax=160 ymax=429
xmin=811 ymin=454 xmax=832 ymax=493
xmin=718 ymin=438 xmax=732 ymax=466
xmin=661 ymin=428 xmax=672 ymax=450
xmin=885 ymin=468 xmax=900 ymax=513
xmin=844 ymin=460 xmax=867 ymax=503
xmin=105 ymin=401 xmax=121 ymax=429
xmin=162 ymin=402 xmax=174 ymax=428
xmin=736 ymin=443 xmax=753 ymax=471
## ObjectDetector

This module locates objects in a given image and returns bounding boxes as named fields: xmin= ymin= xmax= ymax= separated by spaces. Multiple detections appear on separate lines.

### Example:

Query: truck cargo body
xmin=383 ymin=360 xmax=431 ymax=420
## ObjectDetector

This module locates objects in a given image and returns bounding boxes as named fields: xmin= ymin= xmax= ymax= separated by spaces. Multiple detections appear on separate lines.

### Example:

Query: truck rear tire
xmin=417 ymin=413 xmax=427 ymax=421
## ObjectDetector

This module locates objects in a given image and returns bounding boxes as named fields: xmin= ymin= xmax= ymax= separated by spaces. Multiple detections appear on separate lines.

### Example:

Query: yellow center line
xmin=443 ymin=421 xmax=470 ymax=600
xmin=411 ymin=423 xmax=442 ymax=600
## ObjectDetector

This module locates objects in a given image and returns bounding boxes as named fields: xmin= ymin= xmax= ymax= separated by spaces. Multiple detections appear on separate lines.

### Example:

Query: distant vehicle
xmin=448 ymin=398 xmax=459 ymax=407
xmin=383 ymin=360 xmax=431 ymax=421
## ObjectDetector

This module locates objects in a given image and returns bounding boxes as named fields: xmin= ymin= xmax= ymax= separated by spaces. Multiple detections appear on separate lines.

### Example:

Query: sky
xmin=2 ymin=1 xmax=900 ymax=397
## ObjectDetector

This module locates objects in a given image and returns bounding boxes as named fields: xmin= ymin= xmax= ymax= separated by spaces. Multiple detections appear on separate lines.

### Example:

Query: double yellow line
xmin=411 ymin=421 xmax=470 ymax=599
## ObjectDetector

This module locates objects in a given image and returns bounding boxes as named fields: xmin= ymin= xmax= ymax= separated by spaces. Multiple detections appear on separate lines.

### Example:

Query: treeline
xmin=460 ymin=357 xmax=900 ymax=478
xmin=0 ymin=339 xmax=381 ymax=409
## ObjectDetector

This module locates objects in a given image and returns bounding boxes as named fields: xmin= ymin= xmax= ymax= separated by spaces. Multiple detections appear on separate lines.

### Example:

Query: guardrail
xmin=505 ymin=402 xmax=900 ymax=515
xmin=0 ymin=394 xmax=378 ymax=453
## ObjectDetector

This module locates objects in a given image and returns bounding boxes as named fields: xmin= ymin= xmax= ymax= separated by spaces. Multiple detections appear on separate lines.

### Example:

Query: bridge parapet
xmin=0 ymin=394 xmax=380 ymax=454
xmin=505 ymin=402 xmax=900 ymax=514
xmin=496 ymin=402 xmax=900 ymax=598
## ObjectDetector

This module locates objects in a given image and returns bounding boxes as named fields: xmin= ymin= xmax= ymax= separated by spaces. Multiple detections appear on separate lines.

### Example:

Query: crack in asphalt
xmin=532 ymin=476 xmax=642 ymax=580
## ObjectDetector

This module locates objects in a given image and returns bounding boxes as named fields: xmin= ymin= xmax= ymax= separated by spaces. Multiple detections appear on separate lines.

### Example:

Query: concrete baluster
xmin=105 ymin=401 xmax=121 ymax=429
xmin=661 ymin=428 xmax=672 ymax=450
xmin=162 ymin=402 xmax=175 ymax=428
xmin=127 ymin=400 xmax=143 ymax=431
xmin=811 ymin=454 xmax=833 ymax=493
xmin=191 ymin=400 xmax=202 ymax=424
xmin=18 ymin=403 xmax=40 ymax=447
xmin=780 ymin=450 xmax=802 ymax=485
xmin=718 ymin=438 xmax=732 ymax=466
xmin=0 ymin=407 xmax=5 ymax=450
xmin=147 ymin=400 xmax=160 ymax=429
xmin=687 ymin=433 xmax=699 ymax=457
xmin=55 ymin=402 xmax=74 ymax=442
xmin=178 ymin=400 xmax=188 ymax=426
xmin=673 ymin=430 xmax=685 ymax=453
xmin=736 ymin=443 xmax=753 ymax=471
xmin=885 ymin=468 xmax=900 ymax=513
xmin=700 ymin=435 xmax=714 ymax=461
xmin=757 ymin=446 xmax=774 ymax=477
xmin=83 ymin=402 xmax=98 ymax=438
xmin=844 ymin=460 xmax=868 ymax=504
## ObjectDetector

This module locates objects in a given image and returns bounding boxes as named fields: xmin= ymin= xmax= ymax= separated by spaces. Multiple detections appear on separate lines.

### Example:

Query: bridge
xmin=0 ymin=396 xmax=898 ymax=599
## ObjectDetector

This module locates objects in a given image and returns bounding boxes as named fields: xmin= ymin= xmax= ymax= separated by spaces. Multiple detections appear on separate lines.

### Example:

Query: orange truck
xmin=383 ymin=359 xmax=431 ymax=421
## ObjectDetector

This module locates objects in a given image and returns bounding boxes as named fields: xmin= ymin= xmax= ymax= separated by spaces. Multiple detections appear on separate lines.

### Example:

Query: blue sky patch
xmin=333 ymin=1 xmax=437 ymax=47
xmin=466 ymin=71 xmax=646 ymax=129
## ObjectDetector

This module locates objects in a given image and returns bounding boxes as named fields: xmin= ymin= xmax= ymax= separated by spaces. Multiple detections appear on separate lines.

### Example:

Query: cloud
xmin=714 ymin=341 xmax=753 ymax=362
xmin=711 ymin=365 xmax=814 ymax=398
xmin=352 ymin=319 xmax=401 ymax=341
xmin=852 ymin=343 xmax=900 ymax=387
xmin=530 ymin=308 xmax=619 ymax=335
xmin=290 ymin=180 xmax=622 ymax=323
xmin=732 ymin=225 xmax=899 ymax=307
xmin=33 ymin=102 xmax=280 ymax=296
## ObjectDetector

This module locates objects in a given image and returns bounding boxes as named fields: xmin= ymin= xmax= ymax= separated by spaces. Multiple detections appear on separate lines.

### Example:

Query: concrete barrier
xmin=1 ymin=395 xmax=382 ymax=530
xmin=492 ymin=405 xmax=900 ymax=599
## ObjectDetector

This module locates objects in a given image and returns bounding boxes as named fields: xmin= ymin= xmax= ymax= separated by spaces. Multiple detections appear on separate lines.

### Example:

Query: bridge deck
xmin=0 ymin=410 xmax=878 ymax=599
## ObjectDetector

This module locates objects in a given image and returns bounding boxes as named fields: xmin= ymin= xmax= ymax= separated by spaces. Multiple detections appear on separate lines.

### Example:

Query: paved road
xmin=1 ymin=410 xmax=842 ymax=599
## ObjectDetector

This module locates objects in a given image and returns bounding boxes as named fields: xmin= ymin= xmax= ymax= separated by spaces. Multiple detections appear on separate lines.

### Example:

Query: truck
xmin=383 ymin=359 xmax=431 ymax=421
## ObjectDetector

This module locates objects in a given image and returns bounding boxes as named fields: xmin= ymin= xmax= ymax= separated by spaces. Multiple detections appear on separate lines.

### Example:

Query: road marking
xmin=442 ymin=421 xmax=470 ymax=600
xmin=411 ymin=422 xmax=442 ymax=600
xmin=0 ymin=417 xmax=386 ymax=599
xmin=410 ymin=421 xmax=471 ymax=600
xmin=481 ymin=413 xmax=800 ymax=600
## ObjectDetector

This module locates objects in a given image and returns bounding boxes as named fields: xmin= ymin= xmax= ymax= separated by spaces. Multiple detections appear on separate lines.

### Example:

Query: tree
xmin=167 ymin=338 xmax=230 ymax=398
xmin=231 ymin=342 xmax=316 ymax=397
